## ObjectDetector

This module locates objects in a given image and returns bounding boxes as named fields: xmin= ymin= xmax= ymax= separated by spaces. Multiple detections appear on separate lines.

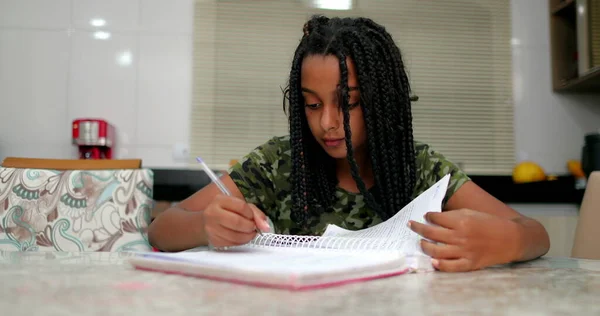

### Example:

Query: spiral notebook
xmin=129 ymin=174 xmax=450 ymax=290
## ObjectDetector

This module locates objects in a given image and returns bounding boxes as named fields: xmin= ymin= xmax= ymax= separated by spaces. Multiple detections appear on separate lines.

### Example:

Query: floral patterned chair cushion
xmin=0 ymin=168 xmax=154 ymax=252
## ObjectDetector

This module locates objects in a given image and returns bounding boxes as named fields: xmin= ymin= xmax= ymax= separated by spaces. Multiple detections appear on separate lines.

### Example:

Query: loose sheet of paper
xmin=140 ymin=246 xmax=405 ymax=276
xmin=320 ymin=174 xmax=450 ymax=254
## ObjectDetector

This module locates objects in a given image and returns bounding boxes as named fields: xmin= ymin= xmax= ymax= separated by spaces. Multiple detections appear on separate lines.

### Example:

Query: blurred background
xmin=0 ymin=0 xmax=599 ymax=256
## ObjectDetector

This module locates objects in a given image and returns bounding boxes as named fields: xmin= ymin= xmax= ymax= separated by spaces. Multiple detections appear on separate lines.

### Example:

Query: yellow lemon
xmin=567 ymin=160 xmax=586 ymax=178
xmin=512 ymin=161 xmax=546 ymax=183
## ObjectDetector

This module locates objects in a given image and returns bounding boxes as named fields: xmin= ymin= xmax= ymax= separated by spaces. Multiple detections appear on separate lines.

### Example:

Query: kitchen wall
xmin=0 ymin=0 xmax=194 ymax=168
xmin=0 ymin=0 xmax=599 ymax=173
xmin=511 ymin=0 xmax=600 ymax=174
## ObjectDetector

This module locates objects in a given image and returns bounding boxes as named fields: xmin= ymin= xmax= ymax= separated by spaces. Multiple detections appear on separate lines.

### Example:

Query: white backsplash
xmin=0 ymin=0 xmax=193 ymax=168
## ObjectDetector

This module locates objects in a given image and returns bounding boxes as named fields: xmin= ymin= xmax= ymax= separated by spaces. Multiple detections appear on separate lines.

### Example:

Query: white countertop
xmin=1 ymin=251 xmax=599 ymax=315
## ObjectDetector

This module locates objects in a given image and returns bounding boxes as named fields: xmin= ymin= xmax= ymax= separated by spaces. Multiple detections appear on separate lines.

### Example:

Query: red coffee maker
xmin=72 ymin=118 xmax=115 ymax=159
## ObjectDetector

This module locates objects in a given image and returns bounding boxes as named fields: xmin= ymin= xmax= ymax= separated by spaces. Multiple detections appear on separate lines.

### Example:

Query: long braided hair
xmin=283 ymin=15 xmax=417 ymax=231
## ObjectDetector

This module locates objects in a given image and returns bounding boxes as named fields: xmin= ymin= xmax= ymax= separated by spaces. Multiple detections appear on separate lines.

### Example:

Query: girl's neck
xmin=335 ymin=150 xmax=374 ymax=193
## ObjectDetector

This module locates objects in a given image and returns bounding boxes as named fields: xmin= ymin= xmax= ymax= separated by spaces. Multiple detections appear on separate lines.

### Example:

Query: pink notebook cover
xmin=129 ymin=252 xmax=415 ymax=291
xmin=133 ymin=264 xmax=410 ymax=291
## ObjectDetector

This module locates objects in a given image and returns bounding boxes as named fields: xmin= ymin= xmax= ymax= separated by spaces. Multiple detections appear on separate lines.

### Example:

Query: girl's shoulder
xmin=233 ymin=135 xmax=292 ymax=176
xmin=227 ymin=136 xmax=292 ymax=211
xmin=413 ymin=140 xmax=458 ymax=171
xmin=412 ymin=140 xmax=471 ymax=205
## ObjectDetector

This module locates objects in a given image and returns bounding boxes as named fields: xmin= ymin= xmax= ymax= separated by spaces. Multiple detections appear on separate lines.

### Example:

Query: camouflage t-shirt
xmin=228 ymin=135 xmax=470 ymax=236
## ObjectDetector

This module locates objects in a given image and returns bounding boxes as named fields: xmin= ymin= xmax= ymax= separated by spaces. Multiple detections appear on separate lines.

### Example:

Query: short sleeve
xmin=227 ymin=137 xmax=284 ymax=215
xmin=413 ymin=142 xmax=471 ymax=206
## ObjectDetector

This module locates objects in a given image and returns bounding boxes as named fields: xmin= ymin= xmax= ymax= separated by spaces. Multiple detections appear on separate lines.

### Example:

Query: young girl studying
xmin=148 ymin=15 xmax=550 ymax=273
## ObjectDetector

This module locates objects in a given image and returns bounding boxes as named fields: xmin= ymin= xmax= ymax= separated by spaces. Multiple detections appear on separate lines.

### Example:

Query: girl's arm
xmin=148 ymin=175 xmax=267 ymax=252
xmin=444 ymin=181 xmax=551 ymax=261
xmin=409 ymin=181 xmax=551 ymax=272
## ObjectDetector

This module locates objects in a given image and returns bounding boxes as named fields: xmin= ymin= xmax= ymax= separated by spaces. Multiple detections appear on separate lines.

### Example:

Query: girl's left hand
xmin=408 ymin=208 xmax=523 ymax=272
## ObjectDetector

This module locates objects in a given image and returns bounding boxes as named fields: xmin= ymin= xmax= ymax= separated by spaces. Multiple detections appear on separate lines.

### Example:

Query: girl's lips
xmin=324 ymin=139 xmax=344 ymax=147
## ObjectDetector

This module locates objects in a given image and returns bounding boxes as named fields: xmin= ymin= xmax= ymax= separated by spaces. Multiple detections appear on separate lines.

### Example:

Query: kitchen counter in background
xmin=150 ymin=168 xmax=586 ymax=205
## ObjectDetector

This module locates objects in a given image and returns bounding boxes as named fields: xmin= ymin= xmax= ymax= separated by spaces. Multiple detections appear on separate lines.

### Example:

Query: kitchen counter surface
xmin=2 ymin=251 xmax=599 ymax=315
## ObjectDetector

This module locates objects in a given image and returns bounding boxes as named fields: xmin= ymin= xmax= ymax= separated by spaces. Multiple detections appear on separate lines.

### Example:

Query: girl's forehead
xmin=300 ymin=55 xmax=358 ymax=84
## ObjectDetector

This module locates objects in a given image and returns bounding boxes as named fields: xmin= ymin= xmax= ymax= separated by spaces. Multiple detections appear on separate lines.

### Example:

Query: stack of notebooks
xmin=129 ymin=174 xmax=450 ymax=290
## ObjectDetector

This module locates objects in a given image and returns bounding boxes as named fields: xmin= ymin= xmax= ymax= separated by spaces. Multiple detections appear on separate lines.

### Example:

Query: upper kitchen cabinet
xmin=549 ymin=0 xmax=600 ymax=92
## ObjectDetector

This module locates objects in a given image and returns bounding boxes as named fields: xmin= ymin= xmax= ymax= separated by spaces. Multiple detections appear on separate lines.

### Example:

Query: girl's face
xmin=300 ymin=54 xmax=367 ymax=160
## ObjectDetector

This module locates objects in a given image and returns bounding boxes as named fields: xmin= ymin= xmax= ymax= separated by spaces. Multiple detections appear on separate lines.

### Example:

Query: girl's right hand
xmin=201 ymin=195 xmax=271 ymax=248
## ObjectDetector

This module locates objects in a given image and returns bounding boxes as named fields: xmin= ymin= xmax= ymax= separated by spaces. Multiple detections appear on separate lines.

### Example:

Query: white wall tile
xmin=0 ymin=0 xmax=71 ymax=29
xmin=510 ymin=0 xmax=550 ymax=49
xmin=72 ymin=0 xmax=140 ymax=31
xmin=136 ymin=35 xmax=191 ymax=146
xmin=112 ymin=145 xmax=135 ymax=160
xmin=68 ymin=31 xmax=138 ymax=149
xmin=139 ymin=0 xmax=194 ymax=33
xmin=513 ymin=45 xmax=587 ymax=173
xmin=0 ymin=143 xmax=76 ymax=160
xmin=0 ymin=30 xmax=70 ymax=145
xmin=132 ymin=146 xmax=190 ymax=168
xmin=562 ymin=95 xmax=600 ymax=135
xmin=511 ymin=0 xmax=600 ymax=174
xmin=513 ymin=46 xmax=551 ymax=162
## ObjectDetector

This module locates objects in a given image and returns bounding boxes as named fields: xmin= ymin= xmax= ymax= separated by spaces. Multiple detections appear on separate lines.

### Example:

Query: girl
xmin=148 ymin=15 xmax=550 ymax=272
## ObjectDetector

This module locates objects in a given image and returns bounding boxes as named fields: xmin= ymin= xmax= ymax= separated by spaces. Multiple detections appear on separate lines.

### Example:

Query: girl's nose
xmin=320 ymin=104 xmax=341 ymax=131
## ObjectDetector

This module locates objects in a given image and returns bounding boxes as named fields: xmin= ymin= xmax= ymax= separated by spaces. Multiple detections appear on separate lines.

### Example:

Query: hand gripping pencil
xmin=196 ymin=157 xmax=263 ymax=236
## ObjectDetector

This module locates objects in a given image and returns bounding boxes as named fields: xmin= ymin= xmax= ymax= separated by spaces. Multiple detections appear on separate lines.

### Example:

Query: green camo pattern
xmin=228 ymin=135 xmax=470 ymax=236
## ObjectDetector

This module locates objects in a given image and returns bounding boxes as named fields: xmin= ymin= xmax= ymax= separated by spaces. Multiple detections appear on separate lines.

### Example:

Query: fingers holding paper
xmin=409 ymin=209 xmax=521 ymax=272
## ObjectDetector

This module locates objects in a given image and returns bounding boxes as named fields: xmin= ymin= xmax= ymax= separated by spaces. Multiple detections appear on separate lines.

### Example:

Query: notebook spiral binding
xmin=248 ymin=233 xmax=409 ymax=252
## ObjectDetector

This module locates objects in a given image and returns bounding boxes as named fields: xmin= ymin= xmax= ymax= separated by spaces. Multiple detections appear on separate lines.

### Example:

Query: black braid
xmin=342 ymin=32 xmax=397 ymax=217
xmin=336 ymin=50 xmax=382 ymax=213
xmin=283 ymin=15 xmax=416 ymax=229
xmin=283 ymin=34 xmax=337 ymax=228
xmin=359 ymin=20 xmax=417 ymax=194
xmin=285 ymin=45 xmax=310 ymax=226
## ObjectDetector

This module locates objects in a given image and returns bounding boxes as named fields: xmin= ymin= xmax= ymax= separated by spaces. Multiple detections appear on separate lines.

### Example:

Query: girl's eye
xmin=348 ymin=102 xmax=360 ymax=109
xmin=305 ymin=103 xmax=321 ymax=109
